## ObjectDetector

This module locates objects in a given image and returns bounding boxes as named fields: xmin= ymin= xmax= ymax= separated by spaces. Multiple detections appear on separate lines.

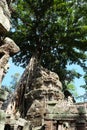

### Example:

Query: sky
xmin=66 ymin=64 xmax=85 ymax=95
xmin=2 ymin=58 xmax=24 ymax=87
xmin=2 ymin=58 xmax=86 ymax=102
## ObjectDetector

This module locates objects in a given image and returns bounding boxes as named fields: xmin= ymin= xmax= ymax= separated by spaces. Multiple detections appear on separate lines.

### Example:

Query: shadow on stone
xmin=4 ymin=124 xmax=11 ymax=130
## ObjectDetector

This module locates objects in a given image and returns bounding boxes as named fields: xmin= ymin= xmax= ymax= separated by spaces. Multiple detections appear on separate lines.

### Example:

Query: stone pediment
xmin=27 ymin=100 xmax=44 ymax=116
xmin=46 ymin=101 xmax=87 ymax=120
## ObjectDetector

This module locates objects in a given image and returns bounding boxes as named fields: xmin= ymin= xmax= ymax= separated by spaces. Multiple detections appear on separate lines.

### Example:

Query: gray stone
xmin=0 ymin=37 xmax=20 ymax=87
xmin=0 ymin=0 xmax=11 ymax=34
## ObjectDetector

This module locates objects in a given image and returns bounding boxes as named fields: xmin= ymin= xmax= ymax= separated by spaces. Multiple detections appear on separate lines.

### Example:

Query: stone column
xmin=58 ymin=125 xmax=62 ymax=130
xmin=58 ymin=123 xmax=62 ymax=130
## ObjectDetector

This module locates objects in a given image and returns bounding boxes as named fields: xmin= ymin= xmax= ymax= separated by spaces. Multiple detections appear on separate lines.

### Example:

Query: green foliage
xmin=66 ymin=82 xmax=78 ymax=97
xmin=10 ymin=73 xmax=20 ymax=91
xmin=9 ymin=0 xmax=87 ymax=91
xmin=2 ymin=85 xmax=11 ymax=93
xmin=81 ymin=70 xmax=87 ymax=90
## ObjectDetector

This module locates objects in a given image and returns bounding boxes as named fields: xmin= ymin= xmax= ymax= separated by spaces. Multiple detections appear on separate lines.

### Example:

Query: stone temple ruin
xmin=0 ymin=0 xmax=20 ymax=129
xmin=5 ymin=57 xmax=87 ymax=130
xmin=0 ymin=0 xmax=87 ymax=130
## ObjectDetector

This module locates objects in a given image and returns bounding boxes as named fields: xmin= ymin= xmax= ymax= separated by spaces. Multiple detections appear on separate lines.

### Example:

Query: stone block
xmin=0 ymin=6 xmax=10 ymax=34
xmin=16 ymin=118 xmax=27 ymax=127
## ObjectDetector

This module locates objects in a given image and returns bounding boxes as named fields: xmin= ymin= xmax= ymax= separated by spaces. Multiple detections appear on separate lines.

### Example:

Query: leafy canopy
xmin=10 ymin=0 xmax=87 ymax=90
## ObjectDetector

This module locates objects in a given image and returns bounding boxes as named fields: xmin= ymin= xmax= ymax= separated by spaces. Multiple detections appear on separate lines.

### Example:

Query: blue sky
xmin=66 ymin=63 xmax=85 ymax=95
xmin=2 ymin=58 xmax=86 ymax=98
xmin=2 ymin=58 xmax=24 ymax=87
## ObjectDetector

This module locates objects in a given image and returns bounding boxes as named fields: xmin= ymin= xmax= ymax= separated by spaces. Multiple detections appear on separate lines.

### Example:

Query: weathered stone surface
xmin=4 ymin=55 xmax=87 ymax=130
xmin=22 ymin=121 xmax=32 ymax=130
xmin=16 ymin=118 xmax=27 ymax=126
xmin=2 ymin=37 xmax=20 ymax=55
xmin=0 ymin=0 xmax=20 ymax=89
xmin=27 ymin=100 xmax=45 ymax=127
xmin=0 ymin=123 xmax=4 ymax=130
xmin=0 ymin=37 xmax=20 ymax=87
xmin=0 ymin=3 xmax=20 ymax=129
xmin=1 ymin=94 xmax=12 ymax=110
xmin=0 ymin=109 xmax=6 ymax=120
xmin=5 ymin=56 xmax=64 ymax=128
xmin=0 ymin=0 xmax=11 ymax=34
xmin=0 ymin=88 xmax=9 ymax=101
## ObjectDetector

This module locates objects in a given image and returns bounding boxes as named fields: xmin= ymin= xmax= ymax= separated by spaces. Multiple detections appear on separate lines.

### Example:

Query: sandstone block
xmin=0 ymin=1 xmax=11 ymax=34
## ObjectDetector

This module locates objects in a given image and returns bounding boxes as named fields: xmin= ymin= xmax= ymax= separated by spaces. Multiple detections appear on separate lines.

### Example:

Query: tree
xmin=81 ymin=70 xmax=87 ymax=90
xmin=9 ymin=0 xmax=87 ymax=91
xmin=10 ymin=73 xmax=20 ymax=91
xmin=66 ymin=81 xmax=78 ymax=96
xmin=1 ymin=73 xmax=20 ymax=93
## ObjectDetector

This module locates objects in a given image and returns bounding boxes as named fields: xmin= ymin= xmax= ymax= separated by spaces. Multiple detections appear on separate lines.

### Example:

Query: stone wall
xmin=5 ymin=56 xmax=64 ymax=128
xmin=0 ymin=0 xmax=11 ymax=34
xmin=0 ymin=1 xmax=20 ymax=130
xmin=0 ymin=0 xmax=20 ymax=87
xmin=44 ymin=102 xmax=87 ymax=130
xmin=4 ymin=56 xmax=87 ymax=130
